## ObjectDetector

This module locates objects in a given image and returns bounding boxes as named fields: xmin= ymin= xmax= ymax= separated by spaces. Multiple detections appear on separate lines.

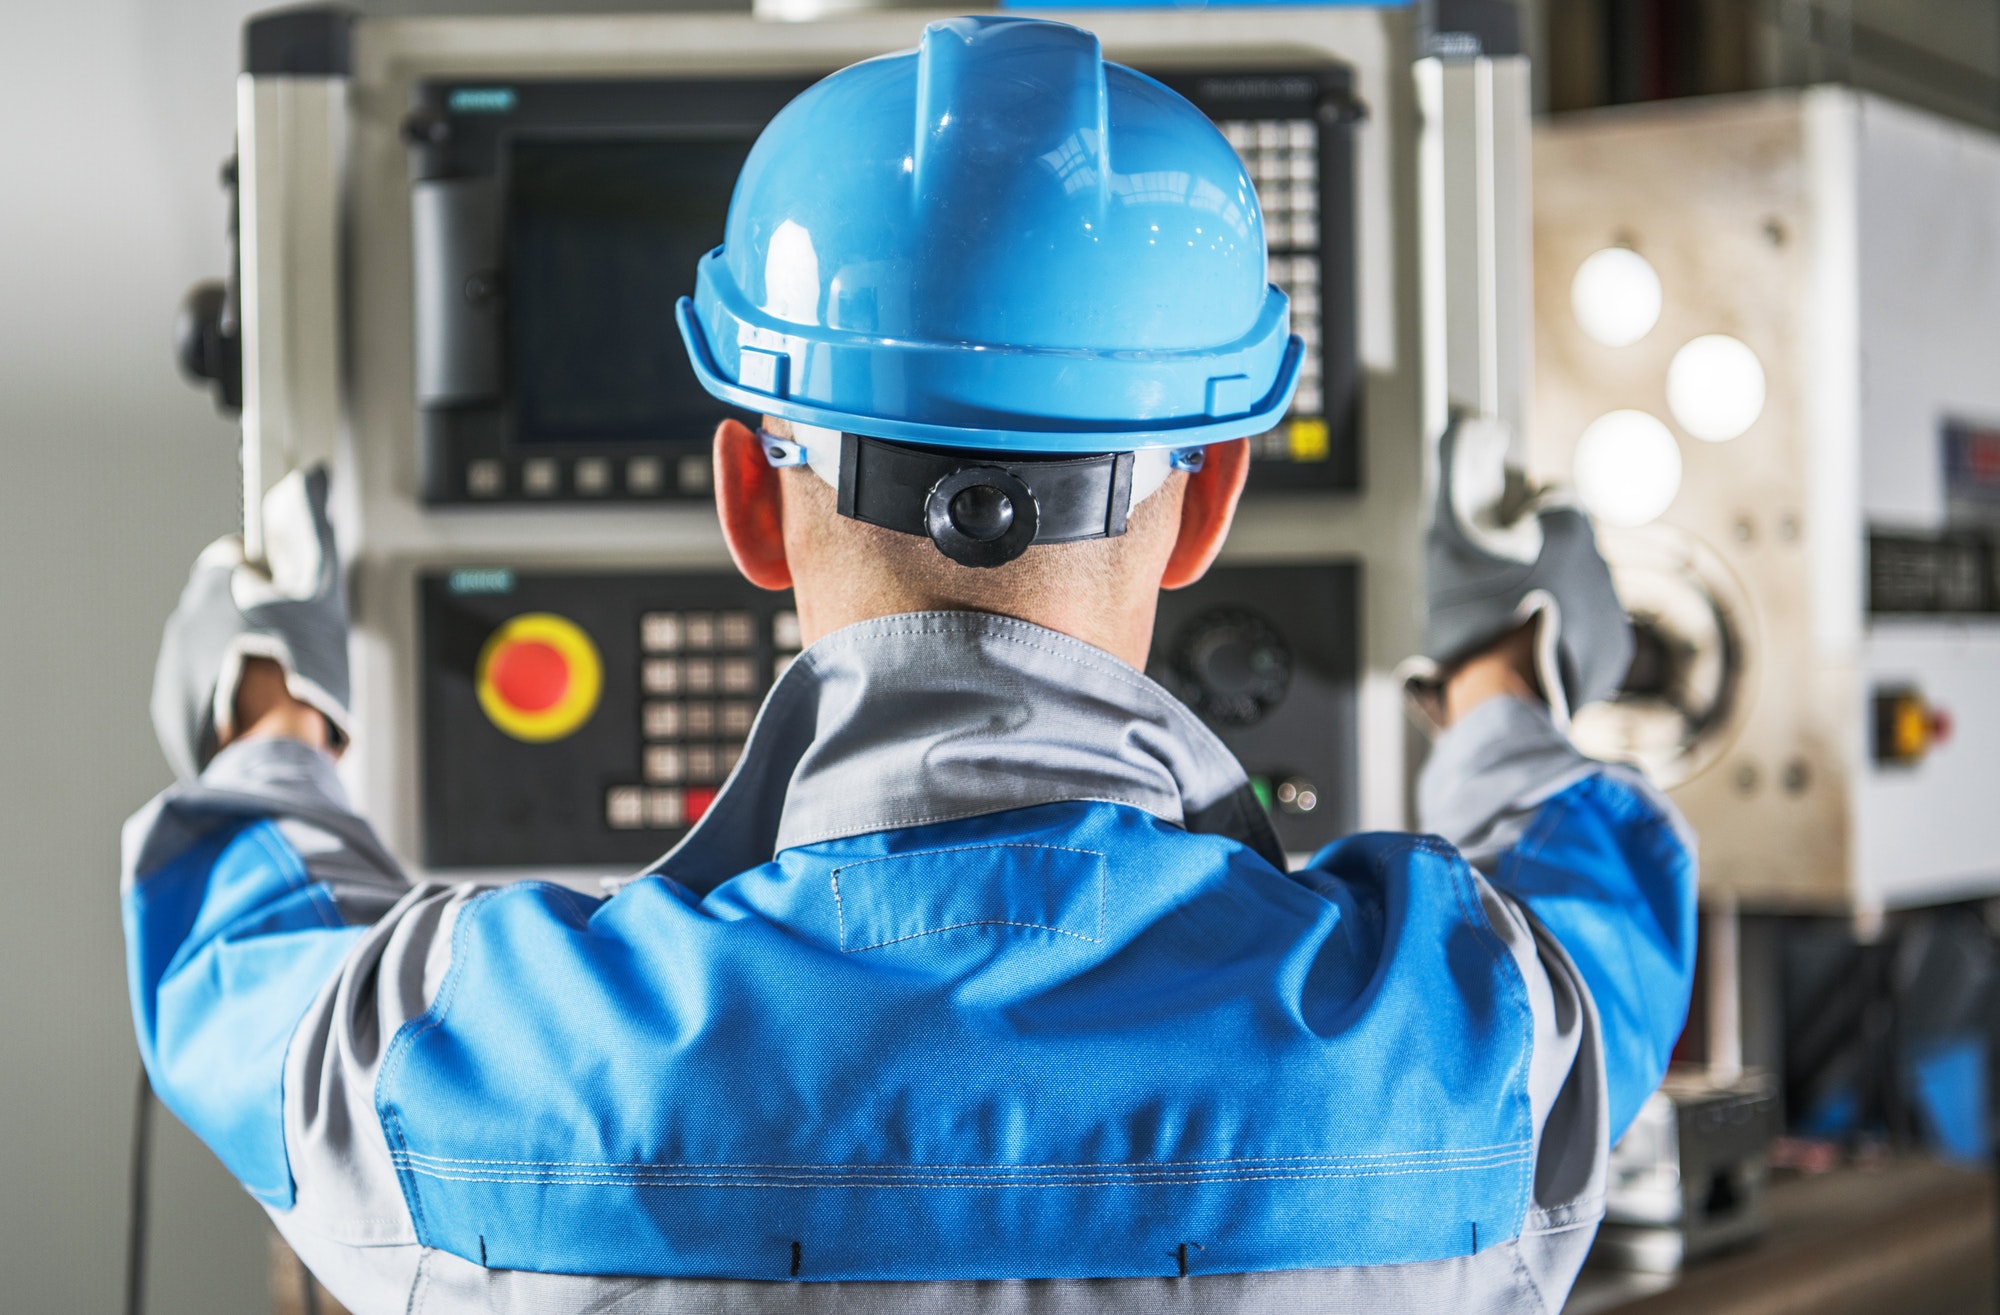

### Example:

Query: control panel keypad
xmin=420 ymin=572 xmax=804 ymax=868
xmin=608 ymin=607 xmax=801 ymax=832
xmin=1219 ymin=117 xmax=1332 ymax=462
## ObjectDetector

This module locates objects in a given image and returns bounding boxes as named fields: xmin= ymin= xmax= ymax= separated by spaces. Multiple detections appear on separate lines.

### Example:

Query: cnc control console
xmin=193 ymin=6 xmax=1515 ymax=880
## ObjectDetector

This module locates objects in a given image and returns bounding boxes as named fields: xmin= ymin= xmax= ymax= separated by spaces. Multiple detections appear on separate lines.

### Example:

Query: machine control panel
xmin=1868 ymin=529 xmax=1999 ymax=616
xmin=1147 ymin=561 xmax=1360 ymax=854
xmin=420 ymin=562 xmax=1358 ymax=869
xmin=375 ymin=40 xmax=1376 ymax=875
xmin=420 ymin=569 xmax=800 ymax=869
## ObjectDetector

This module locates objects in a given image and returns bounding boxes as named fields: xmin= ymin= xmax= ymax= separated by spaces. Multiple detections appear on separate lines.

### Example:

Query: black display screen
xmin=507 ymin=137 xmax=754 ymax=446
xmin=409 ymin=67 xmax=1356 ymax=504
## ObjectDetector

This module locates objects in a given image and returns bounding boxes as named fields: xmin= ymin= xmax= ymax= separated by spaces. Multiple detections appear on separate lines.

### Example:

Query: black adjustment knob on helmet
xmin=948 ymin=485 xmax=1016 ymax=541
xmin=926 ymin=467 xmax=1039 ymax=568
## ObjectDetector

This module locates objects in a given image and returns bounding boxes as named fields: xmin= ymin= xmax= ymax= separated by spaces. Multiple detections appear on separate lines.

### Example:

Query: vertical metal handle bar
xmin=235 ymin=72 xmax=346 ymax=566
xmin=1417 ymin=52 xmax=1533 ymax=465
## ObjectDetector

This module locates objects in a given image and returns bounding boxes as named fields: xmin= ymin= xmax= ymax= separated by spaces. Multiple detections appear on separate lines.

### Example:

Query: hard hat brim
xmin=677 ymin=272 xmax=1304 ymax=455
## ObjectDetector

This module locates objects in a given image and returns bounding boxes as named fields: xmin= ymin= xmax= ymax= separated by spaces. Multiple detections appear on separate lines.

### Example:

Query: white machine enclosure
xmin=220 ymin=6 xmax=1531 ymax=882
xmin=1532 ymin=88 xmax=2000 ymax=912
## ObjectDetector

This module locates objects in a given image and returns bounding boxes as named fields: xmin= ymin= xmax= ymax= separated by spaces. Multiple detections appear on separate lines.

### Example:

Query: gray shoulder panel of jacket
xmin=1414 ymin=696 xmax=1597 ymax=866
xmin=277 ymin=878 xmax=488 ymax=1250
xmin=1415 ymin=694 xmax=1695 ymax=868
xmin=242 ymin=773 xmax=501 ymax=1249
xmin=123 ymin=736 xmax=408 ymax=924
xmin=123 ymin=738 xmax=462 ymax=1254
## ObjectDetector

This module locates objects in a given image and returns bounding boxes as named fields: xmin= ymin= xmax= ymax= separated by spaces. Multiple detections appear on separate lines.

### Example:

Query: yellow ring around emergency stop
xmin=476 ymin=612 xmax=603 ymax=743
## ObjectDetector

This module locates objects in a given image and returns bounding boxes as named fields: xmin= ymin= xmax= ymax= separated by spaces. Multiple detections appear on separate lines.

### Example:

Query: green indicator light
xmin=1249 ymin=776 xmax=1274 ymax=811
xmin=449 ymin=87 xmax=517 ymax=114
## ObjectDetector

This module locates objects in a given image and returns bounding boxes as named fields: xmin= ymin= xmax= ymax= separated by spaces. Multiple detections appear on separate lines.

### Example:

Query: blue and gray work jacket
xmin=122 ymin=613 xmax=1695 ymax=1313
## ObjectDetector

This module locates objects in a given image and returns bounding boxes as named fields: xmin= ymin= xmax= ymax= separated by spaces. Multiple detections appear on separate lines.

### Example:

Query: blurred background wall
xmin=0 ymin=2 xmax=737 ymax=1310
xmin=0 ymin=0 xmax=1993 ymax=1311
xmin=1535 ymin=0 xmax=2000 ymax=127
xmin=2 ymin=3 xmax=260 ymax=1310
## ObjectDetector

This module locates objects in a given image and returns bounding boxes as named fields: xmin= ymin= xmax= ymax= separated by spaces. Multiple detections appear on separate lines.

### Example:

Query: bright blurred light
xmin=1574 ymin=410 xmax=1683 ymax=527
xmin=1571 ymin=248 xmax=1662 ymax=348
xmin=1667 ymin=334 xmax=1765 ymax=442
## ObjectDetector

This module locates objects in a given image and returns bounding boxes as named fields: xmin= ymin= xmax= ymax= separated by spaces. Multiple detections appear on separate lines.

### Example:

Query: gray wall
xmin=0 ymin=1 xmax=750 ymax=1310
xmin=1 ymin=0 xmax=266 ymax=1309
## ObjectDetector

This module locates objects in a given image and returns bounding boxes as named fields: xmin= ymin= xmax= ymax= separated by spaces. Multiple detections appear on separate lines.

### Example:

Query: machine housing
xmin=206 ymin=4 xmax=1529 ymax=881
xmin=1533 ymin=88 xmax=2000 ymax=913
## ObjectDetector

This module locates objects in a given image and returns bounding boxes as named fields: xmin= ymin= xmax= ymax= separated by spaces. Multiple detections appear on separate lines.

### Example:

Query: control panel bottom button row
xmin=606 ymin=785 xmax=717 ymax=831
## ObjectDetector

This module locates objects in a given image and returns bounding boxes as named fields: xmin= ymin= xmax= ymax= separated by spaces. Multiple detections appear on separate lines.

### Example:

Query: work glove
xmin=1406 ymin=415 xmax=1632 ymax=731
xmin=151 ymin=466 xmax=352 ymax=780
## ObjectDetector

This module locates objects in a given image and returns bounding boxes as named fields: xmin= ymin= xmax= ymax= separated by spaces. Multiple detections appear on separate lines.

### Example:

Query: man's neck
xmin=790 ymin=588 xmax=1161 ymax=670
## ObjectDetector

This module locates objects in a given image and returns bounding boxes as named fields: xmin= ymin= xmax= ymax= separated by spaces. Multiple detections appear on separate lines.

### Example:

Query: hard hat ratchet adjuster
xmin=761 ymin=429 xmax=1167 ymax=568
xmin=923 ymin=466 xmax=1040 ymax=568
xmin=842 ymin=433 xmax=1131 ymax=569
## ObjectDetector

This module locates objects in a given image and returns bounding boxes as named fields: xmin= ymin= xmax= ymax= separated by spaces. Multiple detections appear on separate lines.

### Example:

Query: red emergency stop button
xmin=477 ymin=613 xmax=603 ymax=743
xmin=489 ymin=639 xmax=569 ymax=712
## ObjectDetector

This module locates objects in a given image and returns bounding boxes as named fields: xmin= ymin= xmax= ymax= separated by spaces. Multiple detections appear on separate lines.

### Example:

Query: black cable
xmin=125 ymin=1066 xmax=154 ymax=1315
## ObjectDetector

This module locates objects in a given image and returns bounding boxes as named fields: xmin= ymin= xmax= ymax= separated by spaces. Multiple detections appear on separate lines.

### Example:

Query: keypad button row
xmin=642 ymin=656 xmax=760 ymax=696
xmin=640 ymin=609 xmax=768 ymax=653
xmin=1218 ymin=119 xmax=1318 ymax=152
xmin=644 ymin=742 xmax=744 ymax=786
xmin=644 ymin=698 xmax=756 ymax=740
xmin=605 ymin=785 xmax=719 ymax=831
xmin=465 ymin=454 xmax=713 ymax=500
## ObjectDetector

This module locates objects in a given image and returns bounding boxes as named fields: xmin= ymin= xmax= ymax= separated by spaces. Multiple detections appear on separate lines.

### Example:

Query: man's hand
xmin=151 ymin=466 xmax=352 ymax=778
xmin=227 ymin=657 xmax=338 ymax=754
xmin=1441 ymin=621 xmax=1540 ymax=727
xmin=1413 ymin=415 xmax=1632 ymax=729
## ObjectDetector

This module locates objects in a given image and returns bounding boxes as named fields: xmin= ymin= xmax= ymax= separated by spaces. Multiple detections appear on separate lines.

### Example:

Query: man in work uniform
xmin=129 ymin=16 xmax=1694 ymax=1313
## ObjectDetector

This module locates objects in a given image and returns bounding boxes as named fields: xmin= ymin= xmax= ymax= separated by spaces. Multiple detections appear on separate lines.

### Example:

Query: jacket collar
xmin=649 ymin=611 xmax=1282 ymax=893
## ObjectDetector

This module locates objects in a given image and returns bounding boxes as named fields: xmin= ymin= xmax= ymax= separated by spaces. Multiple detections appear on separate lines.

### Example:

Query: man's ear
xmin=1161 ymin=437 xmax=1250 ymax=589
xmin=714 ymin=419 xmax=793 ymax=590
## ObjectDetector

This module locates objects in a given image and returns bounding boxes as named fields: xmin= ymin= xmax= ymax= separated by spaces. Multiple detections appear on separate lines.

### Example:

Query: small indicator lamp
xmin=1667 ymin=334 xmax=1766 ymax=442
xmin=1571 ymin=248 xmax=1663 ymax=348
xmin=1275 ymin=777 xmax=1319 ymax=814
xmin=1874 ymin=688 xmax=1951 ymax=766
xmin=1573 ymin=410 xmax=1683 ymax=528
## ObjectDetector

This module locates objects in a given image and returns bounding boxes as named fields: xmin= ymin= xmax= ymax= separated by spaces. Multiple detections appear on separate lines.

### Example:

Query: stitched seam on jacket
xmin=382 ymin=1162 xmax=1535 ymax=1188
xmin=250 ymin=821 xmax=347 ymax=934
xmin=1523 ymin=1195 xmax=1607 ymax=1233
xmin=1507 ymin=1237 xmax=1554 ymax=1315
xmin=401 ymin=1248 xmax=429 ymax=1315
xmin=830 ymin=843 xmax=1108 ymax=950
xmin=388 ymin=1143 xmax=1534 ymax=1170
xmin=803 ymin=796 xmax=1164 ymax=842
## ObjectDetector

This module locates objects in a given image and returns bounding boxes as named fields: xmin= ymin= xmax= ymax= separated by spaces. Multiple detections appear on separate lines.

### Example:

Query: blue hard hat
xmin=677 ymin=15 xmax=1301 ymax=455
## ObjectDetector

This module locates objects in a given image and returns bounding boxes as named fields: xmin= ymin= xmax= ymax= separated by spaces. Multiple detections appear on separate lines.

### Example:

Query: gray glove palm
xmin=1419 ymin=416 xmax=1632 ymax=726
xmin=151 ymin=466 xmax=352 ymax=780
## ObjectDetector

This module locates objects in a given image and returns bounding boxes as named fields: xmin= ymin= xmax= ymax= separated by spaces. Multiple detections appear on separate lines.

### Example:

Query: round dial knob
xmin=1172 ymin=608 xmax=1292 ymax=727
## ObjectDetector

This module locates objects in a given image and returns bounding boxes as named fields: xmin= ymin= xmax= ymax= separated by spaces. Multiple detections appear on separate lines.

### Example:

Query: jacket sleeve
xmin=1417 ymin=695 xmax=1699 ymax=1141
xmin=123 ymin=738 xmax=386 ymax=1206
